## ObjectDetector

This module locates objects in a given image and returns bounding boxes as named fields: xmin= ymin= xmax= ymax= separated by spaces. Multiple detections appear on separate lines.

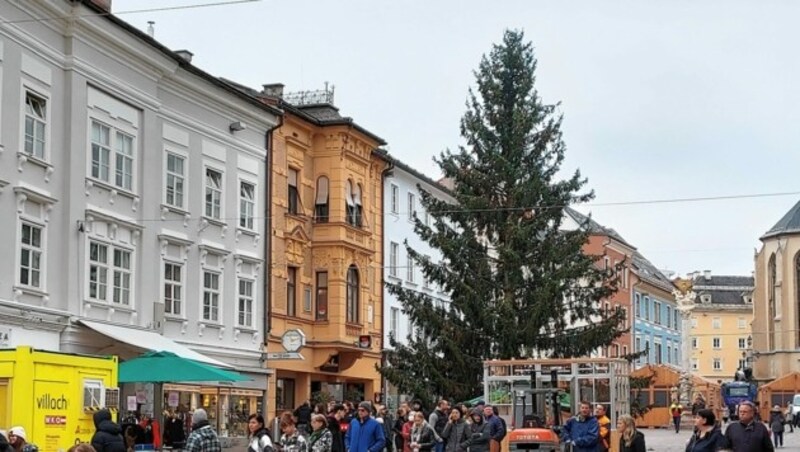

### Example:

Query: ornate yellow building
xmin=263 ymin=85 xmax=388 ymax=419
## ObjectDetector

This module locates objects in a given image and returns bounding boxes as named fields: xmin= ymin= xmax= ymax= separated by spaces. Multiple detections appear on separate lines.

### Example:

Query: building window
xmin=644 ymin=340 xmax=650 ymax=363
xmin=89 ymin=242 xmax=108 ymax=300
xmin=202 ymin=271 xmax=220 ymax=322
xmin=738 ymin=317 xmax=746 ymax=329
xmin=654 ymin=302 xmax=661 ymax=325
xmin=738 ymin=358 xmax=747 ymax=370
xmin=24 ymin=91 xmax=47 ymax=159
xmin=287 ymin=267 xmax=297 ymax=317
xmin=345 ymin=182 xmax=362 ymax=227
xmin=314 ymin=176 xmax=330 ymax=222
xmin=354 ymin=184 xmax=363 ymax=226
xmin=643 ymin=297 xmax=650 ymax=320
xmin=738 ymin=337 xmax=747 ymax=349
xmin=768 ymin=254 xmax=776 ymax=349
xmin=19 ymin=222 xmax=43 ymax=288
xmin=712 ymin=317 xmax=721 ymax=329
xmin=635 ymin=336 xmax=641 ymax=363
xmin=422 ymin=255 xmax=431 ymax=289
xmin=390 ymin=307 xmax=399 ymax=338
xmin=621 ymin=307 xmax=629 ymax=329
xmin=164 ymin=262 xmax=183 ymax=315
xmin=623 ymin=268 xmax=629 ymax=288
xmin=713 ymin=337 xmax=721 ymax=349
xmin=634 ymin=294 xmax=640 ymax=318
xmin=406 ymin=255 xmax=415 ymax=283
xmin=614 ymin=344 xmax=620 ymax=358
xmin=112 ymin=248 xmax=131 ymax=305
xmin=205 ymin=168 xmax=223 ymax=219
xmin=165 ymin=152 xmax=185 ymax=208
xmin=713 ymin=358 xmax=722 ymax=371
xmin=237 ymin=279 xmax=254 ymax=327
xmin=691 ymin=359 xmax=698 ymax=370
xmin=390 ymin=184 xmax=399 ymax=214
xmin=691 ymin=316 xmax=697 ymax=328
xmin=407 ymin=193 xmax=416 ymax=220
xmin=316 ymin=272 xmax=328 ymax=320
xmin=239 ymin=182 xmax=255 ymax=230
xmin=666 ymin=346 xmax=672 ymax=363
xmin=303 ymin=287 xmax=312 ymax=312
xmin=655 ymin=342 xmax=662 ymax=364
xmin=665 ymin=306 xmax=672 ymax=328
xmin=692 ymin=337 xmax=698 ymax=349
xmin=90 ymin=121 xmax=133 ymax=190
xmin=389 ymin=242 xmax=399 ymax=278
xmin=346 ymin=265 xmax=359 ymax=323
xmin=90 ymin=242 xmax=131 ymax=305
xmin=623 ymin=345 xmax=628 ymax=356
xmin=674 ymin=310 xmax=680 ymax=330
xmin=288 ymin=168 xmax=299 ymax=215
xmin=424 ymin=209 xmax=430 ymax=226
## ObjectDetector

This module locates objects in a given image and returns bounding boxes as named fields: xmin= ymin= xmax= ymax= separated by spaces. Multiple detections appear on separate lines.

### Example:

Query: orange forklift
xmin=508 ymin=369 xmax=568 ymax=452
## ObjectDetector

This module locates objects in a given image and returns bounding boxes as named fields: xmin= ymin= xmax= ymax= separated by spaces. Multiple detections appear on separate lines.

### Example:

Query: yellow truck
xmin=0 ymin=347 xmax=119 ymax=452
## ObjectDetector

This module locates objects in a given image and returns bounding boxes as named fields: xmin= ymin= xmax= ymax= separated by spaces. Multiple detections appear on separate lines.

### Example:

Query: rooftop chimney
xmin=262 ymin=83 xmax=285 ymax=98
xmin=89 ymin=0 xmax=112 ymax=13
xmin=704 ymin=270 xmax=712 ymax=281
xmin=175 ymin=50 xmax=193 ymax=63
xmin=147 ymin=21 xmax=155 ymax=38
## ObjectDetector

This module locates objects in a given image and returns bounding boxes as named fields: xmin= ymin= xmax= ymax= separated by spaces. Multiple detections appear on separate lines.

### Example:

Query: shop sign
xmin=127 ymin=396 xmax=137 ymax=411
xmin=266 ymin=352 xmax=303 ymax=360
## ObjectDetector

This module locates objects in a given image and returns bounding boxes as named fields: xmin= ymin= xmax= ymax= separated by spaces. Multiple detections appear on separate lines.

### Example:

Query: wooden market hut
xmin=756 ymin=372 xmax=800 ymax=416
xmin=631 ymin=364 xmax=722 ymax=428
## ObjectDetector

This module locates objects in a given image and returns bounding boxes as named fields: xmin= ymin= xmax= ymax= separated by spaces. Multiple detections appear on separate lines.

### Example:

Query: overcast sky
xmin=114 ymin=0 xmax=800 ymax=277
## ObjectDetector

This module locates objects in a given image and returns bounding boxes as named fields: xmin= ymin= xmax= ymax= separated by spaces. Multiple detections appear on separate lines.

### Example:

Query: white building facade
xmin=382 ymin=158 xmax=453 ymax=408
xmin=0 ymin=0 xmax=280 ymax=441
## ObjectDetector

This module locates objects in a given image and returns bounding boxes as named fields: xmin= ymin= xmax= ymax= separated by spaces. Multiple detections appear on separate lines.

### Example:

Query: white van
xmin=792 ymin=394 xmax=800 ymax=416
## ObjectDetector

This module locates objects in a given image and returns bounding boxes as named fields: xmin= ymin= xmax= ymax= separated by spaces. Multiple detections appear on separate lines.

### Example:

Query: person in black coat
xmin=91 ymin=409 xmax=127 ymax=452
xmin=616 ymin=415 xmax=645 ymax=452
xmin=685 ymin=409 xmax=725 ymax=452
xmin=327 ymin=404 xmax=346 ymax=452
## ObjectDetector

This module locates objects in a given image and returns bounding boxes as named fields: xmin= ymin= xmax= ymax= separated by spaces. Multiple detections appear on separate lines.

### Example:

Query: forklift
xmin=508 ymin=369 xmax=569 ymax=451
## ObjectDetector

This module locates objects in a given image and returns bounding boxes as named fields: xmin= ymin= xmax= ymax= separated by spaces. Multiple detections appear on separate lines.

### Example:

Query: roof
xmin=762 ymin=199 xmax=800 ymax=240
xmin=692 ymin=274 xmax=753 ymax=306
xmin=76 ymin=0 xmax=282 ymax=118
xmin=564 ymin=208 xmax=635 ymax=249
xmin=382 ymin=153 xmax=453 ymax=196
xmin=632 ymin=252 xmax=675 ymax=293
xmin=219 ymin=78 xmax=387 ymax=146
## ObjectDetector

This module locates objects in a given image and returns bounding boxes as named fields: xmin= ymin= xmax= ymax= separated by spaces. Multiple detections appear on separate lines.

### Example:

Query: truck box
xmin=0 ymin=347 xmax=119 ymax=452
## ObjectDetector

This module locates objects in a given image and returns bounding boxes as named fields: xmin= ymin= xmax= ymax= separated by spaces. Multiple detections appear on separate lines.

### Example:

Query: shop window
xmin=276 ymin=378 xmax=295 ymax=411
xmin=83 ymin=380 xmax=105 ymax=410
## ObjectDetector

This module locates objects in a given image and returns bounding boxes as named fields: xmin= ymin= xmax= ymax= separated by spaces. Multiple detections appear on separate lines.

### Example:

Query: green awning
xmin=119 ymin=351 xmax=249 ymax=383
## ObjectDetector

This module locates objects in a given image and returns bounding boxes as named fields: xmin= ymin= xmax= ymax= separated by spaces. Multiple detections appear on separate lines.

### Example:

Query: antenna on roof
xmin=147 ymin=21 xmax=155 ymax=38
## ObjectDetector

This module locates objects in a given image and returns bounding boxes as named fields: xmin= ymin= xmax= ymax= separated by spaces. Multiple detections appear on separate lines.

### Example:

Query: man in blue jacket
xmin=345 ymin=402 xmax=386 ymax=452
xmin=562 ymin=401 xmax=599 ymax=452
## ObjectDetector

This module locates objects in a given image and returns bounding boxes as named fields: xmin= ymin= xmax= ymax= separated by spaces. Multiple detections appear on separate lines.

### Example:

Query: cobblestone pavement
xmin=640 ymin=426 xmax=800 ymax=452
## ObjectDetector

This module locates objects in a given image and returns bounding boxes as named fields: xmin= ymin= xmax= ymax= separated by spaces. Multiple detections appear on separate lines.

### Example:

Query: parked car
xmin=791 ymin=394 xmax=800 ymax=417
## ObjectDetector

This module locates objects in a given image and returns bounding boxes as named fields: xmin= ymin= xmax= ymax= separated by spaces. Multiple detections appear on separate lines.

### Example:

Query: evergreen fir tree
xmin=380 ymin=30 xmax=626 ymax=407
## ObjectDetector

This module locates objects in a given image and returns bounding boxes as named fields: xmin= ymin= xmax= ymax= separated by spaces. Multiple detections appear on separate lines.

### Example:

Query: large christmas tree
xmin=380 ymin=30 xmax=626 ymax=406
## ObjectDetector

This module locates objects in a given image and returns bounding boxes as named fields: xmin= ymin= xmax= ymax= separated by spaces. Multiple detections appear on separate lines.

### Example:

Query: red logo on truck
xmin=45 ymin=416 xmax=67 ymax=425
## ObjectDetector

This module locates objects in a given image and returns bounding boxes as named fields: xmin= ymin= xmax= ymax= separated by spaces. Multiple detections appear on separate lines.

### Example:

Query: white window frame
xmin=164 ymin=151 xmax=187 ymax=209
xmin=738 ymin=337 xmax=747 ymax=350
xmin=712 ymin=337 xmax=721 ymax=349
xmin=691 ymin=316 xmax=697 ymax=328
xmin=204 ymin=166 xmax=224 ymax=220
xmin=407 ymin=192 xmax=416 ymax=221
xmin=713 ymin=358 xmax=722 ymax=371
xmin=82 ymin=379 xmax=105 ymax=409
xmin=390 ymin=184 xmax=399 ymax=214
xmin=389 ymin=242 xmax=399 ymax=278
xmin=406 ymin=254 xmax=415 ymax=283
xmin=654 ymin=301 xmax=661 ymax=325
xmin=87 ymin=240 xmax=133 ymax=306
xmin=89 ymin=119 xmax=135 ymax=192
xmin=712 ymin=317 xmax=721 ymax=329
xmin=237 ymin=278 xmax=256 ymax=329
xmin=738 ymin=317 xmax=746 ymax=329
xmin=201 ymin=270 xmax=221 ymax=323
xmin=390 ymin=307 xmax=399 ymax=338
xmin=634 ymin=293 xmax=641 ymax=318
xmin=692 ymin=337 xmax=698 ymax=349
xmin=22 ymin=88 xmax=48 ymax=161
xmin=738 ymin=358 xmax=747 ymax=370
xmin=239 ymin=179 xmax=256 ymax=231
xmin=163 ymin=260 xmax=184 ymax=317
xmin=691 ymin=359 xmax=699 ymax=371
xmin=621 ymin=307 xmax=628 ymax=329
xmin=18 ymin=220 xmax=45 ymax=290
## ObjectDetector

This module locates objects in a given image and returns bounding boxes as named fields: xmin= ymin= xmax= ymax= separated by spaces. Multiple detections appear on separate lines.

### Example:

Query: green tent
xmin=119 ymin=351 xmax=248 ymax=383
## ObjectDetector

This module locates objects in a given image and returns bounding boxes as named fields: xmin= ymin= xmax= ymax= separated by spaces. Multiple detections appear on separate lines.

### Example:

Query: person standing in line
xmin=594 ymin=405 xmax=611 ymax=452
xmin=345 ymin=402 xmax=385 ymax=452
xmin=685 ymin=409 xmax=724 ymax=452
xmin=295 ymin=401 xmax=313 ymax=437
xmin=561 ymin=401 xmax=599 ymax=452
xmin=441 ymin=408 xmax=469 ymax=452
xmin=392 ymin=407 xmax=408 ymax=452
xmin=723 ymin=401 xmax=774 ymax=452
xmin=327 ymin=404 xmax=347 ymax=452
xmin=769 ymin=405 xmax=785 ymax=448
xmin=428 ymin=400 xmax=449 ymax=452
xmin=248 ymin=414 xmax=274 ymax=452
xmin=465 ymin=409 xmax=490 ymax=452
xmin=280 ymin=417 xmax=309 ymax=452
xmin=482 ymin=406 xmax=505 ymax=452
xmin=89 ymin=410 xmax=126 ymax=452
xmin=784 ymin=402 xmax=794 ymax=434
xmin=184 ymin=409 xmax=222 ymax=452
xmin=669 ymin=400 xmax=684 ymax=434
xmin=409 ymin=412 xmax=436 ymax=452
xmin=615 ymin=415 xmax=645 ymax=452
xmin=308 ymin=414 xmax=333 ymax=452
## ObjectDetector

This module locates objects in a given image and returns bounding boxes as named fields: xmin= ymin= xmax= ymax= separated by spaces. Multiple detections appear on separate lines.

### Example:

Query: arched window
xmin=353 ymin=184 xmax=363 ymax=227
xmin=315 ymin=176 xmax=329 ymax=223
xmin=768 ymin=254 xmax=776 ymax=350
xmin=346 ymin=265 xmax=359 ymax=323
xmin=345 ymin=180 xmax=355 ymax=226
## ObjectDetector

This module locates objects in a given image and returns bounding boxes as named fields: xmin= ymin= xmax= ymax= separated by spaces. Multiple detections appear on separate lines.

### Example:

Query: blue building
xmin=631 ymin=253 xmax=681 ymax=368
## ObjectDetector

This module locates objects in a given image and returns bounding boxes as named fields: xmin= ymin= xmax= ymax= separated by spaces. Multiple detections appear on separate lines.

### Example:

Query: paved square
xmin=639 ymin=426 xmax=800 ymax=452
